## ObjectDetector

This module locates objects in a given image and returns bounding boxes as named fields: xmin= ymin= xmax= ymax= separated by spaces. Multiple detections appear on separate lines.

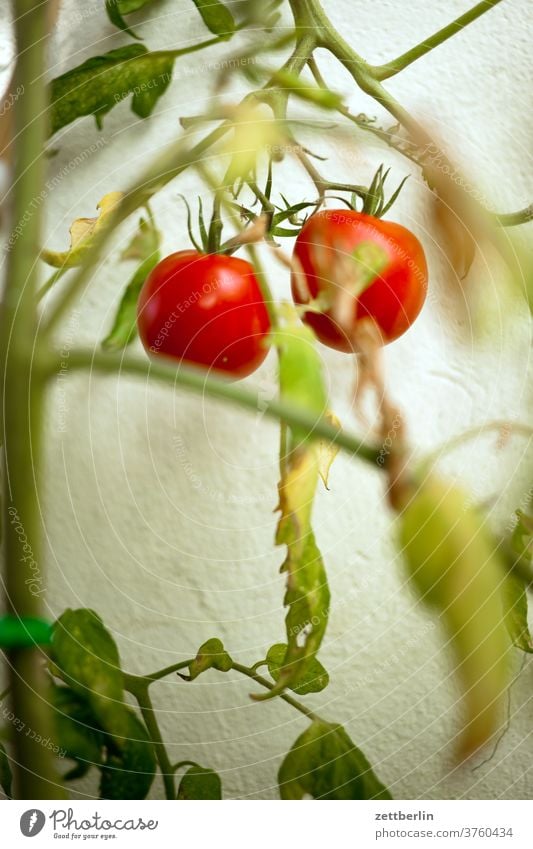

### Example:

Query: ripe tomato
xmin=137 ymin=251 xmax=271 ymax=378
xmin=291 ymin=210 xmax=428 ymax=351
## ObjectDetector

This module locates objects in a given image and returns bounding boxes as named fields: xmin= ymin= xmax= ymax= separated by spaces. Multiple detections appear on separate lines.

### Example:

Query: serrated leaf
xmin=177 ymin=765 xmax=222 ymax=799
xmin=0 ymin=742 xmax=12 ymax=798
xmin=511 ymin=509 xmax=533 ymax=565
xmin=279 ymin=721 xmax=391 ymax=800
xmin=41 ymin=193 xmax=123 ymax=268
xmin=49 ymin=44 xmax=174 ymax=135
xmin=99 ymin=708 xmax=156 ymax=800
xmin=317 ymin=411 xmax=341 ymax=489
xmin=191 ymin=0 xmax=235 ymax=37
xmin=502 ymin=573 xmax=533 ymax=653
xmin=254 ymin=322 xmax=330 ymax=700
xmin=504 ymin=511 xmax=533 ymax=652
xmin=266 ymin=643 xmax=329 ymax=695
xmin=51 ymin=685 xmax=105 ymax=780
xmin=184 ymin=638 xmax=233 ymax=681
xmin=400 ymin=475 xmax=510 ymax=757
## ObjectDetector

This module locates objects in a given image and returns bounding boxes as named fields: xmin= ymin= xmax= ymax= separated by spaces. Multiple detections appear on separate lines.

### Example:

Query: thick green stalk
xmin=1 ymin=0 xmax=61 ymax=798
xmin=123 ymin=676 xmax=175 ymax=799
xmin=371 ymin=0 xmax=505 ymax=80
xmin=50 ymin=349 xmax=381 ymax=466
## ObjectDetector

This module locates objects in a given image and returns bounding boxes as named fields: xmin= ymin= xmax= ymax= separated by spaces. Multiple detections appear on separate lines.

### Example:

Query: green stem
xmin=371 ymin=0 xmax=505 ymax=80
xmin=0 ymin=0 xmax=62 ymax=799
xmin=260 ymin=33 xmax=318 ymax=118
xmin=134 ymin=657 xmax=319 ymax=721
xmin=161 ymin=34 xmax=241 ymax=62
xmin=172 ymin=760 xmax=200 ymax=773
xmin=47 ymin=348 xmax=381 ymax=465
xmin=123 ymin=675 xmax=175 ymax=799
xmin=144 ymin=660 xmax=191 ymax=683
xmin=496 ymin=204 xmax=533 ymax=227
xmin=230 ymin=662 xmax=318 ymax=721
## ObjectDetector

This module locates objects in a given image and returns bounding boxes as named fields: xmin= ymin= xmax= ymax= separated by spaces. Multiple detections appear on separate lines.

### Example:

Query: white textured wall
xmin=2 ymin=0 xmax=533 ymax=799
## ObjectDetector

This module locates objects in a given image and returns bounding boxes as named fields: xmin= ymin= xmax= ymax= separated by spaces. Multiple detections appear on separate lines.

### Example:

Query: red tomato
xmin=137 ymin=251 xmax=271 ymax=378
xmin=291 ymin=210 xmax=428 ymax=351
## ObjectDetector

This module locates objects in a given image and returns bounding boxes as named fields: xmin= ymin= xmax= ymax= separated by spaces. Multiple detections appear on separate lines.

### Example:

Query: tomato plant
xmin=0 ymin=0 xmax=531 ymax=809
xmin=137 ymin=250 xmax=271 ymax=378
xmin=292 ymin=209 xmax=428 ymax=350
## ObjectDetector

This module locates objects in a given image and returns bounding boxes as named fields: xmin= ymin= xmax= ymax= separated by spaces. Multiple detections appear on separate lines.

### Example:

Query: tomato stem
xmin=370 ymin=0 xmax=506 ymax=81
xmin=0 ymin=0 xmax=63 ymax=799
xmin=44 ymin=348 xmax=382 ymax=466
xmin=230 ymin=662 xmax=319 ymax=721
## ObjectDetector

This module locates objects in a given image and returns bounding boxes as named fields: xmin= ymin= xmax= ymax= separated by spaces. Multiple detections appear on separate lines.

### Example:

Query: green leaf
xmin=191 ymin=0 xmax=235 ymax=37
xmin=116 ymin=0 xmax=154 ymax=11
xmin=502 ymin=573 xmax=533 ymax=652
xmin=504 ymin=511 xmax=533 ymax=652
xmin=49 ymin=44 xmax=174 ymax=135
xmin=50 ymin=685 xmax=105 ymax=780
xmin=51 ymin=609 xmax=124 ymax=722
xmin=0 ymin=742 xmax=12 ymax=798
xmin=41 ymin=192 xmax=123 ymax=268
xmin=102 ymin=215 xmax=161 ymax=351
xmin=266 ymin=643 xmax=329 ymax=695
xmin=51 ymin=609 xmax=155 ymax=798
xmin=120 ymin=212 xmax=161 ymax=262
xmin=400 ymin=475 xmax=510 ymax=757
xmin=99 ymin=708 xmax=156 ymax=800
xmin=105 ymin=0 xmax=142 ymax=39
xmin=511 ymin=509 xmax=533 ymax=566
xmin=177 ymin=765 xmax=222 ymax=799
xmin=275 ymin=321 xmax=328 ymax=449
xmin=184 ymin=638 xmax=233 ymax=681
xmin=253 ymin=320 xmax=330 ymax=700
xmin=279 ymin=721 xmax=391 ymax=800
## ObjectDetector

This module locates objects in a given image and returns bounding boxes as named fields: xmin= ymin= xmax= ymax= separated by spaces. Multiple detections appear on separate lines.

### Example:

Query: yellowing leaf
xmin=41 ymin=193 xmax=123 ymax=268
xmin=317 ymin=411 xmax=341 ymax=489
xmin=254 ymin=321 xmax=330 ymax=700
xmin=266 ymin=643 xmax=329 ymax=695
xmin=400 ymin=475 xmax=510 ymax=758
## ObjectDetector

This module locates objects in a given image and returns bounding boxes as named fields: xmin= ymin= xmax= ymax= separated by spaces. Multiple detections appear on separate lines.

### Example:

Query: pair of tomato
xmin=137 ymin=210 xmax=428 ymax=379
